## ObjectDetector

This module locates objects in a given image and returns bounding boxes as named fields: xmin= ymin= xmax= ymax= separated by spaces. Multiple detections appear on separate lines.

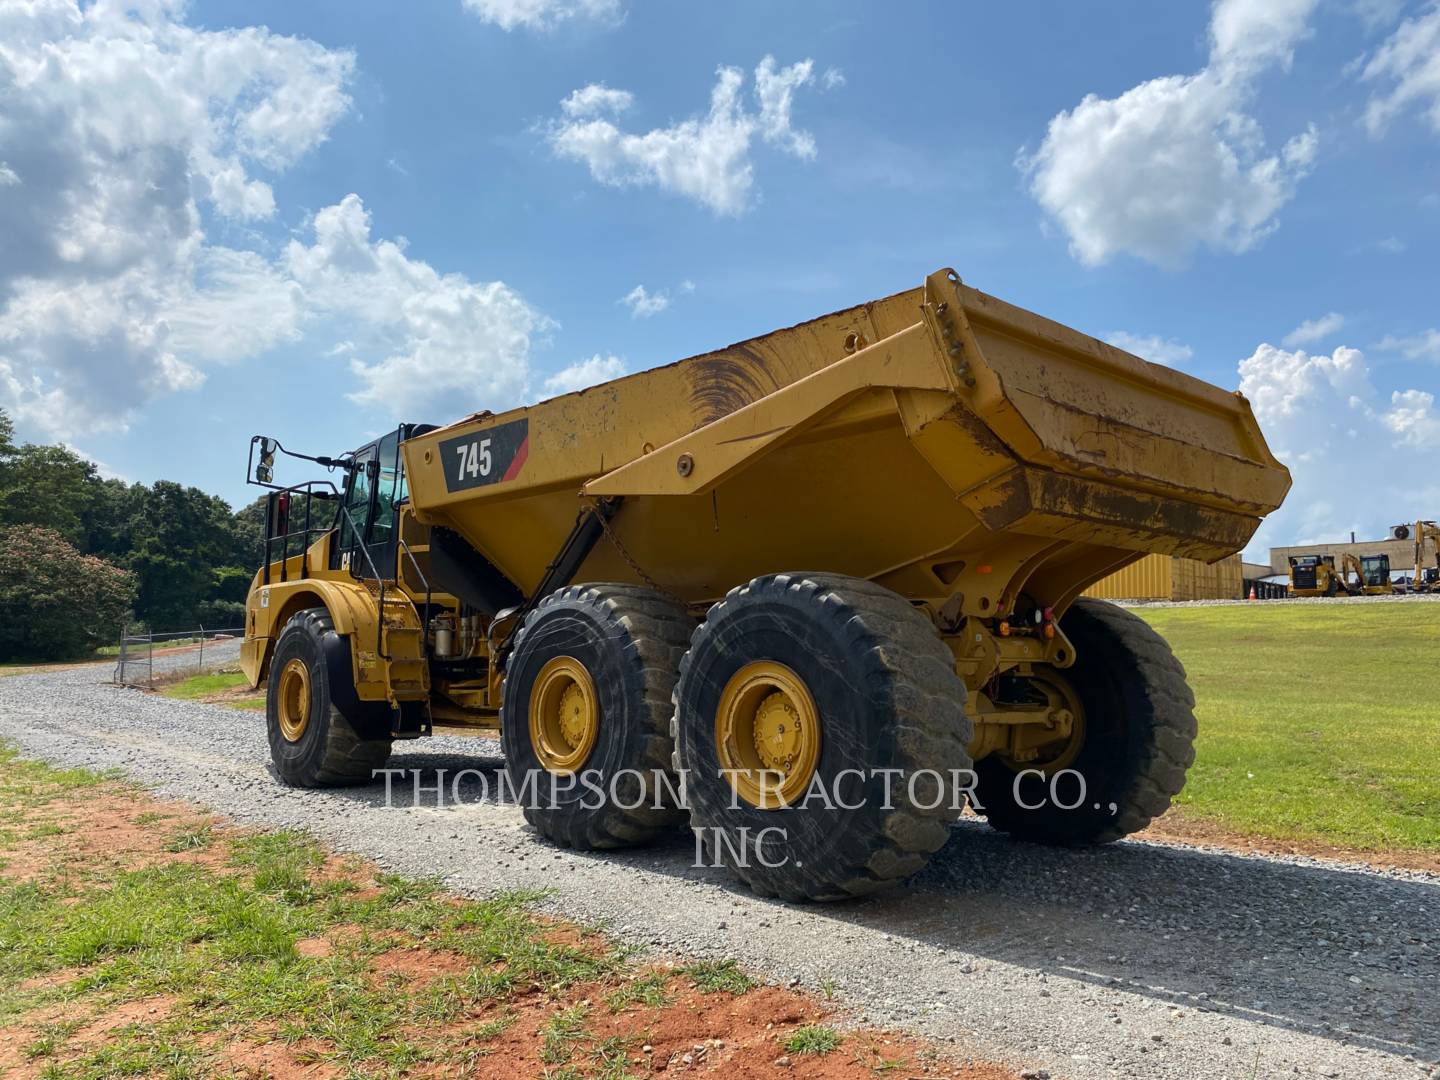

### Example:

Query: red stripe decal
xmin=502 ymin=434 xmax=529 ymax=482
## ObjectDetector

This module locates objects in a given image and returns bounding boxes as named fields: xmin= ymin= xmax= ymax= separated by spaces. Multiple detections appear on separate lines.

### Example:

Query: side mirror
xmin=254 ymin=437 xmax=277 ymax=484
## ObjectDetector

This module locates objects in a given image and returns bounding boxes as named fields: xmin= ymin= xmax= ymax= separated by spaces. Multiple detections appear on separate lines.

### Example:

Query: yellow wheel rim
xmin=528 ymin=656 xmax=599 ymax=774
xmin=276 ymin=657 xmax=311 ymax=742
xmin=1003 ymin=670 xmax=1087 ymax=775
xmin=715 ymin=661 xmax=821 ymax=810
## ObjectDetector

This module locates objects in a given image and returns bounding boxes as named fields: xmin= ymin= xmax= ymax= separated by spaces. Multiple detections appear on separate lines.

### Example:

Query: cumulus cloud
xmin=0 ymin=2 xmax=545 ymax=435
xmin=0 ymin=0 xmax=354 ymax=436
xmin=1376 ymin=329 xmax=1440 ymax=360
xmin=1282 ymin=311 xmax=1345 ymax=347
xmin=1383 ymin=389 xmax=1440 ymax=447
xmin=1020 ymin=0 xmax=1320 ymax=268
xmin=542 ymin=354 xmax=627 ymax=396
xmin=619 ymin=285 xmax=669 ymax=318
xmin=1238 ymin=340 xmax=1440 ymax=556
xmin=1362 ymin=3 xmax=1440 ymax=135
xmin=460 ymin=0 xmax=621 ymax=31
xmin=282 ymin=196 xmax=547 ymax=417
xmin=1105 ymin=331 xmax=1194 ymax=369
xmin=546 ymin=56 xmax=822 ymax=215
xmin=561 ymin=84 xmax=634 ymax=118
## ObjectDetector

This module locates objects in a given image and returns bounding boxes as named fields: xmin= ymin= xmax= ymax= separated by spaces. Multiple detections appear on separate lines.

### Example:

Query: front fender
xmin=241 ymin=577 xmax=387 ymax=700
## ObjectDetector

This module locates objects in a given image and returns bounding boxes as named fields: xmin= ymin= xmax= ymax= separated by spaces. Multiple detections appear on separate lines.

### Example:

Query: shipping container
xmin=1083 ymin=553 xmax=1242 ymax=601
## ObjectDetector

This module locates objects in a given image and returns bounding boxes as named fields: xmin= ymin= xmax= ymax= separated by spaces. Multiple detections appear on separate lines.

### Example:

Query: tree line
xmin=0 ymin=409 xmax=266 ymax=661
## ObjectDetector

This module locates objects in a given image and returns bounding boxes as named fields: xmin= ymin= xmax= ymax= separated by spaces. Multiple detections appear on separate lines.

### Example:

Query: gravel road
xmin=2 ymin=652 xmax=1436 ymax=1080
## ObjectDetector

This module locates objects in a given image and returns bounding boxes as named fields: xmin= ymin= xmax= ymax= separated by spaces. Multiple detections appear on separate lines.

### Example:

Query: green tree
xmin=0 ymin=443 xmax=100 ymax=546
xmin=0 ymin=526 xmax=136 ymax=661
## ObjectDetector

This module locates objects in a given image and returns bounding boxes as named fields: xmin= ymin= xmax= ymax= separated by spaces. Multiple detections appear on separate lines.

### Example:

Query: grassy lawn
xmin=1135 ymin=602 xmax=1440 ymax=854
xmin=157 ymin=671 xmax=265 ymax=711
xmin=0 ymin=743 xmax=946 ymax=1079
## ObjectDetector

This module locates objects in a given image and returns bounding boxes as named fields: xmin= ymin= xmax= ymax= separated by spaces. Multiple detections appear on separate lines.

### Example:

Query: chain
xmin=583 ymin=499 xmax=689 ymax=609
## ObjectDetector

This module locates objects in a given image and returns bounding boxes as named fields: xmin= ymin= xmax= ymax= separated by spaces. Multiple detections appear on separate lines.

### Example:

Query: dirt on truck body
xmin=240 ymin=267 xmax=1290 ymax=901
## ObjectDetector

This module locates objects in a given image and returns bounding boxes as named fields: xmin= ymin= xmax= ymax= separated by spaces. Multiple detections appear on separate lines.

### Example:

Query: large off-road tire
xmin=500 ymin=584 xmax=692 ymax=850
xmin=267 ymin=608 xmax=393 ymax=787
xmin=672 ymin=573 xmax=972 ymax=902
xmin=973 ymin=598 xmax=1196 ymax=845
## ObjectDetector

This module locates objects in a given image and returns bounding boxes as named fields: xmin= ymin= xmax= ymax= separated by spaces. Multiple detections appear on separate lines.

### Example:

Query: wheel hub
xmin=715 ymin=662 xmax=821 ymax=809
xmin=529 ymin=656 xmax=599 ymax=774
xmin=276 ymin=657 xmax=311 ymax=742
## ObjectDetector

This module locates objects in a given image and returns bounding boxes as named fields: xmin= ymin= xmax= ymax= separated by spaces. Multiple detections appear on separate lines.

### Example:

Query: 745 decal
xmin=437 ymin=418 xmax=529 ymax=493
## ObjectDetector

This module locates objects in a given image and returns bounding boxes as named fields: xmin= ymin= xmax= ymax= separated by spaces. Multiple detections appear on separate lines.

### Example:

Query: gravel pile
xmin=1 ymin=660 xmax=1436 ymax=1080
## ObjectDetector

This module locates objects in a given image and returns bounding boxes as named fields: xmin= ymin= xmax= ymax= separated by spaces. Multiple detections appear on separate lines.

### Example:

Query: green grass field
xmin=1135 ymin=602 xmax=1440 ymax=854
xmin=157 ymin=672 xmax=264 ymax=711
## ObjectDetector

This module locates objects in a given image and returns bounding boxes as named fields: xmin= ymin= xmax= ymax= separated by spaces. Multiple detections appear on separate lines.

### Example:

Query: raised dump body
xmin=244 ymin=268 xmax=1289 ymax=902
xmin=401 ymin=268 xmax=1287 ymax=619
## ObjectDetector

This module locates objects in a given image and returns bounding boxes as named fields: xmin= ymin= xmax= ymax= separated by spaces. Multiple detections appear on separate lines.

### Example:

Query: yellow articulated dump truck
xmin=242 ymin=268 xmax=1289 ymax=901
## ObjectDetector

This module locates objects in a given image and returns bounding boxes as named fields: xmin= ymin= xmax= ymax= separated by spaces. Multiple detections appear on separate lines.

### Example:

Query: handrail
xmin=259 ymin=478 xmax=402 ymax=661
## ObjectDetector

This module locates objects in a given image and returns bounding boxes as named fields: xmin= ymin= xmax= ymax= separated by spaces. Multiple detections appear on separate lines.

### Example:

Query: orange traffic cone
xmin=1248 ymin=584 xmax=1258 ymax=601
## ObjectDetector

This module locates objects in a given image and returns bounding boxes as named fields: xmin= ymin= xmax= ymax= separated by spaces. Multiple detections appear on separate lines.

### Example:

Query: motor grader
xmin=241 ymin=268 xmax=1289 ymax=902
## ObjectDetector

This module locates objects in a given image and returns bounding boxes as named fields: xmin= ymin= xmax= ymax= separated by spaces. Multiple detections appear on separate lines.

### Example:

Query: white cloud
xmin=1237 ymin=340 xmax=1440 ymax=556
xmin=1282 ymin=311 xmax=1345 ymax=347
xmin=460 ymin=0 xmax=621 ymax=31
xmin=546 ymin=56 xmax=822 ymax=215
xmin=543 ymin=354 xmax=626 ymax=395
xmin=278 ymin=196 xmax=546 ymax=418
xmin=619 ymin=285 xmax=669 ymax=318
xmin=1376 ymin=328 xmax=1440 ymax=360
xmin=0 ymin=0 xmax=354 ymax=437
xmin=1105 ymin=331 xmax=1194 ymax=368
xmin=1362 ymin=3 xmax=1440 ymax=135
xmin=821 ymin=67 xmax=846 ymax=90
xmin=1020 ymin=0 xmax=1320 ymax=268
xmin=0 ymin=3 xmax=547 ymax=436
xmin=1383 ymin=389 xmax=1440 ymax=446
xmin=561 ymin=84 xmax=634 ymax=118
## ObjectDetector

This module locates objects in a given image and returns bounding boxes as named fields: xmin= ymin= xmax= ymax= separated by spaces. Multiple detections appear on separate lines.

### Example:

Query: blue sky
xmin=1 ymin=0 xmax=1437 ymax=559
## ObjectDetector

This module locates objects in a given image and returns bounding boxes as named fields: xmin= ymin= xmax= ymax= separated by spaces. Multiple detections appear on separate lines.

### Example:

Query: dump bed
xmin=401 ymin=269 xmax=1289 ymax=619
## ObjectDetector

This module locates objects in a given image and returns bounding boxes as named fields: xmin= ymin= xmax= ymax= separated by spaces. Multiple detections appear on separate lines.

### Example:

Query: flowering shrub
xmin=0 ymin=526 xmax=136 ymax=661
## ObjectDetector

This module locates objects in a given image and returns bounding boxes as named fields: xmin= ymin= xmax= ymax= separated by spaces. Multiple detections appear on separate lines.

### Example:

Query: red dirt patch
xmin=0 ymin=775 xmax=1024 ymax=1079
xmin=1141 ymin=808 xmax=1440 ymax=874
xmin=369 ymin=946 xmax=473 ymax=990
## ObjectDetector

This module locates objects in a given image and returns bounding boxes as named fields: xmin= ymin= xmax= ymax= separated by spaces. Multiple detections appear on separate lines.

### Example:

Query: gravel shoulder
xmin=2 ymin=650 xmax=1436 ymax=1080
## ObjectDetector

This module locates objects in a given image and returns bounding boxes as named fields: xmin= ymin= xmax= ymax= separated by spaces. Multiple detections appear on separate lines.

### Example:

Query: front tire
xmin=973 ymin=598 xmax=1196 ymax=845
xmin=500 ymin=584 xmax=692 ymax=850
xmin=673 ymin=573 xmax=972 ymax=902
xmin=267 ymin=608 xmax=392 ymax=787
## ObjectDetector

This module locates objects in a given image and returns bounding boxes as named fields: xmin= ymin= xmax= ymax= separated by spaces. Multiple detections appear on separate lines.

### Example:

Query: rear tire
xmin=672 ymin=573 xmax=972 ymax=902
xmin=267 ymin=608 xmax=392 ymax=787
xmin=973 ymin=598 xmax=1195 ymax=845
xmin=500 ymin=584 xmax=692 ymax=850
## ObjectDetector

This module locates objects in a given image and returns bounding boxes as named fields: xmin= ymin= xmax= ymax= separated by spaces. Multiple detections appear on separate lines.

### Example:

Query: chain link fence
xmin=114 ymin=625 xmax=244 ymax=688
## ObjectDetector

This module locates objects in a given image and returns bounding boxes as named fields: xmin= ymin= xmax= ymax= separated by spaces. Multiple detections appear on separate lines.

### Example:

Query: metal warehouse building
xmin=1083 ymin=553 xmax=1243 ymax=602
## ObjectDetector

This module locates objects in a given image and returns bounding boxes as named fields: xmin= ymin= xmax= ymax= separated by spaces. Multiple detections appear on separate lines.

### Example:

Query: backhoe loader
xmin=1357 ymin=554 xmax=1393 ymax=595
xmin=241 ymin=268 xmax=1289 ymax=901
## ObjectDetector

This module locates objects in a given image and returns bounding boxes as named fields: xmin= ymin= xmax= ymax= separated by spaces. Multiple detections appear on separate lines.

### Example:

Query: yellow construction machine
xmin=1357 ymin=554 xmax=1394 ymax=595
xmin=241 ymin=268 xmax=1289 ymax=901
xmin=1391 ymin=520 xmax=1440 ymax=593
xmin=1287 ymin=554 xmax=1351 ymax=597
